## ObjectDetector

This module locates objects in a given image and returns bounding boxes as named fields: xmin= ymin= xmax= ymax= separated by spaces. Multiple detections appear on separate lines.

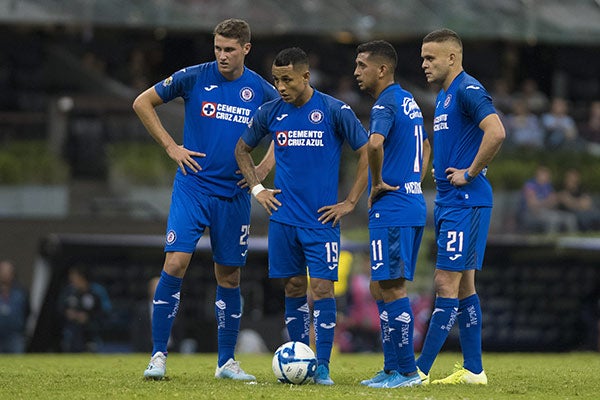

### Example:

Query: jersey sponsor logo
xmin=166 ymin=230 xmax=177 ymax=245
xmin=433 ymin=113 xmax=449 ymax=132
xmin=276 ymin=130 xmax=325 ymax=147
xmin=204 ymin=84 xmax=218 ymax=91
xmin=396 ymin=312 xmax=412 ymax=324
xmin=402 ymin=97 xmax=423 ymax=119
xmin=443 ymin=94 xmax=452 ymax=108
xmin=276 ymin=113 xmax=288 ymax=121
xmin=201 ymin=101 xmax=252 ymax=124
xmin=404 ymin=181 xmax=423 ymax=194
xmin=309 ymin=109 xmax=324 ymax=124
xmin=215 ymin=300 xmax=226 ymax=310
xmin=240 ymin=87 xmax=255 ymax=101
xmin=466 ymin=85 xmax=481 ymax=90
xmin=162 ymin=76 xmax=173 ymax=87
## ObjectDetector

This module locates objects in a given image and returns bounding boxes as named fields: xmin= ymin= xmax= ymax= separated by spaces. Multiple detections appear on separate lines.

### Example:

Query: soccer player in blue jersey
xmin=234 ymin=47 xmax=369 ymax=385
xmin=353 ymin=40 xmax=430 ymax=388
xmin=416 ymin=29 xmax=505 ymax=385
xmin=132 ymin=18 xmax=278 ymax=381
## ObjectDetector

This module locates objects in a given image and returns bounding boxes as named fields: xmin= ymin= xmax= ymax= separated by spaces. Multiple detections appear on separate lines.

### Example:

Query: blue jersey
xmin=368 ymin=84 xmax=427 ymax=228
xmin=432 ymin=71 xmax=497 ymax=207
xmin=242 ymin=90 xmax=368 ymax=228
xmin=155 ymin=61 xmax=278 ymax=198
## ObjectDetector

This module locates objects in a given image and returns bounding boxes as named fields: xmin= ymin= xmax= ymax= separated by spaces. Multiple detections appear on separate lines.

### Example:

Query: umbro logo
xmin=276 ymin=113 xmax=288 ymax=121
xmin=204 ymin=85 xmax=218 ymax=91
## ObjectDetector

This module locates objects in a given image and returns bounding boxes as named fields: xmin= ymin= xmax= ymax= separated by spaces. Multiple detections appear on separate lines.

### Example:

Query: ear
xmin=448 ymin=52 xmax=456 ymax=66
xmin=304 ymin=70 xmax=311 ymax=82
xmin=243 ymin=42 xmax=251 ymax=55
xmin=379 ymin=64 xmax=388 ymax=78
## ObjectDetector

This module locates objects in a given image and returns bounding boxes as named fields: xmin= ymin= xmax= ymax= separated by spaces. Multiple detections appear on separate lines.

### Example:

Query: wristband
xmin=251 ymin=184 xmax=265 ymax=197
xmin=464 ymin=171 xmax=476 ymax=183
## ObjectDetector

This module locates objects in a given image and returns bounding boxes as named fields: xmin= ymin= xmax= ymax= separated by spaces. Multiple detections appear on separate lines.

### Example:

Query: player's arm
xmin=234 ymin=138 xmax=281 ymax=215
xmin=318 ymin=143 xmax=368 ymax=226
xmin=132 ymin=87 xmax=204 ymax=175
xmin=421 ymin=137 xmax=431 ymax=182
xmin=367 ymin=133 xmax=399 ymax=208
xmin=446 ymin=113 xmax=505 ymax=186
xmin=237 ymin=140 xmax=275 ymax=188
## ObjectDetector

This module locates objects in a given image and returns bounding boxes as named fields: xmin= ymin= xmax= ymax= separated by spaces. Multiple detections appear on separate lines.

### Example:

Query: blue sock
xmin=151 ymin=270 xmax=183 ymax=356
xmin=458 ymin=294 xmax=483 ymax=374
xmin=284 ymin=296 xmax=310 ymax=345
xmin=313 ymin=297 xmax=336 ymax=367
xmin=386 ymin=297 xmax=416 ymax=374
xmin=216 ymin=285 xmax=242 ymax=367
xmin=416 ymin=297 xmax=459 ymax=375
xmin=377 ymin=300 xmax=399 ymax=372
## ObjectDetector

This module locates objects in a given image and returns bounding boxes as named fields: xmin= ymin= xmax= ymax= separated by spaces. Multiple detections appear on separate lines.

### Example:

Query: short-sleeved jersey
xmin=154 ymin=61 xmax=278 ymax=198
xmin=242 ymin=90 xmax=368 ymax=228
xmin=368 ymin=84 xmax=427 ymax=228
xmin=432 ymin=71 xmax=497 ymax=207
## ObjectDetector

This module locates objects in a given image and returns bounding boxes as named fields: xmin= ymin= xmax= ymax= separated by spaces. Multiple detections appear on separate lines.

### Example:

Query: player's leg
xmin=431 ymin=207 xmax=490 ymax=385
xmin=303 ymin=226 xmax=339 ymax=385
xmin=144 ymin=251 xmax=191 ymax=380
xmin=211 ymin=193 xmax=255 ymax=381
xmin=368 ymin=226 xmax=422 ymax=388
xmin=269 ymin=221 xmax=310 ymax=345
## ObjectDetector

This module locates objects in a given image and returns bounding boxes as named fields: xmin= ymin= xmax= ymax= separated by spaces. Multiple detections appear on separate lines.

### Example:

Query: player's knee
xmin=284 ymin=276 xmax=307 ymax=297
xmin=310 ymin=279 xmax=334 ymax=300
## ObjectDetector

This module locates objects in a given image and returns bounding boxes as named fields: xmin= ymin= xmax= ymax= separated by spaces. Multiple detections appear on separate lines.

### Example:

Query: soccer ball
xmin=272 ymin=341 xmax=317 ymax=384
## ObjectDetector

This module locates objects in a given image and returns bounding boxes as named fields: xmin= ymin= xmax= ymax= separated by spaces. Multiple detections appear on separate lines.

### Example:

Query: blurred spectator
xmin=308 ymin=52 xmax=327 ymax=90
xmin=505 ymin=99 xmax=544 ymax=150
xmin=490 ymin=78 xmax=514 ymax=115
xmin=557 ymin=168 xmax=600 ymax=232
xmin=580 ymin=101 xmax=600 ymax=144
xmin=517 ymin=166 xmax=578 ymax=234
xmin=541 ymin=97 xmax=580 ymax=150
xmin=58 ymin=266 xmax=111 ymax=352
xmin=514 ymin=78 xmax=549 ymax=115
xmin=332 ymin=75 xmax=362 ymax=109
xmin=0 ymin=260 xmax=29 ymax=353
xmin=336 ymin=252 xmax=380 ymax=353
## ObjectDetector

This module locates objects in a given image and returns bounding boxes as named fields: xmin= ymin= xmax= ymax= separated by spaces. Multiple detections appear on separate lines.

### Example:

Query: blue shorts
xmin=165 ymin=179 xmax=251 ymax=266
xmin=369 ymin=226 xmax=424 ymax=281
xmin=268 ymin=220 xmax=340 ymax=281
xmin=434 ymin=205 xmax=491 ymax=271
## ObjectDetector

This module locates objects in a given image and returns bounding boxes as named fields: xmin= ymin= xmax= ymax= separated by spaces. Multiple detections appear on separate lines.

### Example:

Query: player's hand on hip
xmin=445 ymin=167 xmax=467 ymax=187
xmin=256 ymin=188 xmax=282 ymax=215
xmin=166 ymin=144 xmax=205 ymax=175
xmin=368 ymin=182 xmax=399 ymax=208
xmin=318 ymin=201 xmax=354 ymax=227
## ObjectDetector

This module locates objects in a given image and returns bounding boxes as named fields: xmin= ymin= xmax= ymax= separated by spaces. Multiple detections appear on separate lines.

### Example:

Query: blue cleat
xmin=144 ymin=351 xmax=166 ymax=380
xmin=360 ymin=370 xmax=389 ymax=386
xmin=313 ymin=364 xmax=334 ymax=385
xmin=215 ymin=358 xmax=256 ymax=381
xmin=368 ymin=370 xmax=421 ymax=388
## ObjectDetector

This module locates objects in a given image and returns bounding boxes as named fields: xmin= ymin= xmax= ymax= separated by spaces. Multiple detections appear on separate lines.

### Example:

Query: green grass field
xmin=1 ymin=352 xmax=599 ymax=399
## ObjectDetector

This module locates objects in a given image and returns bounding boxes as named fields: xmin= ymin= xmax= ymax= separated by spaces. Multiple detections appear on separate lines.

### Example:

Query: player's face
xmin=214 ymin=34 xmax=250 ymax=80
xmin=272 ymin=63 xmax=310 ymax=106
xmin=421 ymin=41 xmax=451 ymax=86
xmin=354 ymin=52 xmax=379 ymax=95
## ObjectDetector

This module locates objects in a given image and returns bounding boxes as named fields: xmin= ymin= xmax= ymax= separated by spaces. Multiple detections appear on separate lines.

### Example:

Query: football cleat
xmin=215 ymin=358 xmax=256 ymax=381
xmin=417 ymin=367 xmax=430 ymax=385
xmin=313 ymin=364 xmax=334 ymax=385
xmin=360 ymin=370 xmax=389 ymax=386
xmin=431 ymin=363 xmax=487 ymax=385
xmin=368 ymin=370 xmax=421 ymax=388
xmin=144 ymin=351 xmax=167 ymax=380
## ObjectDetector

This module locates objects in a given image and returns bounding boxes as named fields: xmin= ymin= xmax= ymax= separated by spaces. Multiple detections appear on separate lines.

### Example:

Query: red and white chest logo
xmin=201 ymin=101 xmax=217 ymax=117
xmin=276 ymin=131 xmax=288 ymax=146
